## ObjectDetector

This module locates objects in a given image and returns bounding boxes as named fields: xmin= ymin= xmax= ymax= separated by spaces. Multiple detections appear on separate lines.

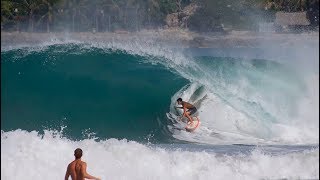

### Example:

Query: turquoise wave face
xmin=1 ymin=44 xmax=188 ymax=142
xmin=2 ymin=43 xmax=317 ymax=145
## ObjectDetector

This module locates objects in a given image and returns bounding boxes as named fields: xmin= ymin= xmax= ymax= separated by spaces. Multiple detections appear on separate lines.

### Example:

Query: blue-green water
xmin=1 ymin=45 xmax=189 ymax=142
xmin=1 ymin=42 xmax=318 ymax=179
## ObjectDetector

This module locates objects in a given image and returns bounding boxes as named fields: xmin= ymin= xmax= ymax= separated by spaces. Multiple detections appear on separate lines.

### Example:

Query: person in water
xmin=176 ymin=98 xmax=198 ymax=124
xmin=65 ymin=148 xmax=101 ymax=180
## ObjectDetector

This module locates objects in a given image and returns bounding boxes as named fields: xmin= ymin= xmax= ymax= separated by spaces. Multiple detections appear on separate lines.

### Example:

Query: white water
xmin=168 ymin=76 xmax=319 ymax=145
xmin=1 ymin=130 xmax=319 ymax=180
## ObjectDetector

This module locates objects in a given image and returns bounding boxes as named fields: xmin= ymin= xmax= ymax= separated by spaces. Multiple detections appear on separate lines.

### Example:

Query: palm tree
xmin=20 ymin=0 xmax=44 ymax=32
xmin=36 ymin=0 xmax=61 ymax=32
xmin=62 ymin=0 xmax=98 ymax=32
xmin=1 ymin=0 xmax=14 ymax=24
xmin=95 ymin=2 xmax=116 ymax=32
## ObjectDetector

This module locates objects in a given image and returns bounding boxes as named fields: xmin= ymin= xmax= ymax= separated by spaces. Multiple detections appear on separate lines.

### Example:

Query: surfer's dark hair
xmin=74 ymin=148 xmax=83 ymax=159
xmin=177 ymin=98 xmax=182 ymax=102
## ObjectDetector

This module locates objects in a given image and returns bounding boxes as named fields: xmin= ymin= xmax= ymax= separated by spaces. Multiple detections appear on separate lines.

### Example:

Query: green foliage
xmin=188 ymin=0 xmax=269 ymax=31
xmin=1 ymin=1 xmax=14 ymax=23
xmin=1 ymin=0 xmax=318 ymax=32
xmin=159 ymin=0 xmax=176 ymax=14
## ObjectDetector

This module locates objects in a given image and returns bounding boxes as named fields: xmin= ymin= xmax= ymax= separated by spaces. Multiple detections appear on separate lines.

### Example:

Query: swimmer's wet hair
xmin=74 ymin=148 xmax=83 ymax=159
xmin=177 ymin=98 xmax=182 ymax=102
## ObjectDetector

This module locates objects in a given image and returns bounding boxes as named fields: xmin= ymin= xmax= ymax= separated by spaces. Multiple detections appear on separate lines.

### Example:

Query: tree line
xmin=1 ymin=0 xmax=319 ymax=32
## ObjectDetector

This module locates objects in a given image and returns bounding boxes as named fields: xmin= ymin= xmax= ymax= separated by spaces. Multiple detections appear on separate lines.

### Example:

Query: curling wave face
xmin=1 ymin=40 xmax=319 ymax=145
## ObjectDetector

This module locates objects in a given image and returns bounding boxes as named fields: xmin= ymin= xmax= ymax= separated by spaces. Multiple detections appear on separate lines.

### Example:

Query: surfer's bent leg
xmin=186 ymin=107 xmax=197 ymax=124
xmin=185 ymin=111 xmax=193 ymax=124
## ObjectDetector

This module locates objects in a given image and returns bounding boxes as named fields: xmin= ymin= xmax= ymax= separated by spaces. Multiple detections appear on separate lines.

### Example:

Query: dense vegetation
xmin=1 ymin=0 xmax=319 ymax=32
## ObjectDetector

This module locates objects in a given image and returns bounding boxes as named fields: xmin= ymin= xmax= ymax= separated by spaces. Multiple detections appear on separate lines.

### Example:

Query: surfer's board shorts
xmin=187 ymin=107 xmax=197 ymax=116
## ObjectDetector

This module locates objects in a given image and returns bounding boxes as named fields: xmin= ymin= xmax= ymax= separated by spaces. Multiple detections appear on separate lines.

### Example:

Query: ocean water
xmin=1 ymin=39 xmax=319 ymax=180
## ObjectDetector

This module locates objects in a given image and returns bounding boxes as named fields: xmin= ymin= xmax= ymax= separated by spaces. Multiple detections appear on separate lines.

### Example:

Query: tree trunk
xmin=176 ymin=0 xmax=182 ymax=25
xmin=78 ymin=9 xmax=80 ymax=32
xmin=299 ymin=0 xmax=303 ymax=11
xmin=102 ymin=13 xmax=105 ymax=32
xmin=124 ymin=7 xmax=127 ymax=29
xmin=29 ymin=10 xmax=34 ymax=32
xmin=47 ymin=19 xmax=50 ymax=33
xmin=72 ymin=11 xmax=75 ymax=32
xmin=47 ymin=3 xmax=52 ymax=33
xmin=96 ymin=11 xmax=98 ymax=32
xmin=108 ymin=15 xmax=111 ymax=32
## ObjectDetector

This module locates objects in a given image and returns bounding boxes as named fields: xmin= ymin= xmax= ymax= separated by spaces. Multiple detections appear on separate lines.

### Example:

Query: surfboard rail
xmin=185 ymin=117 xmax=200 ymax=132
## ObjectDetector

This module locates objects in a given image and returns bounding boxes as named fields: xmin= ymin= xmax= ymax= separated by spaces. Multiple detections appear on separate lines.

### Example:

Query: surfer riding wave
xmin=175 ymin=98 xmax=199 ymax=124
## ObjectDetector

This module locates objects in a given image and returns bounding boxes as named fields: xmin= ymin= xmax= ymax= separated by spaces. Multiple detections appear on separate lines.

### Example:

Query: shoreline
xmin=1 ymin=29 xmax=319 ymax=48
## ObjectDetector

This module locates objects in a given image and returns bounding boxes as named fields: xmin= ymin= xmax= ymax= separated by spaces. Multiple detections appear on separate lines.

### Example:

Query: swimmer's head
xmin=74 ymin=148 xmax=83 ymax=159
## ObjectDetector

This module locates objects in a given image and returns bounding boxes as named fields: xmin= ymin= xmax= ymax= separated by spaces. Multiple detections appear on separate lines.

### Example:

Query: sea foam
xmin=1 ymin=130 xmax=318 ymax=180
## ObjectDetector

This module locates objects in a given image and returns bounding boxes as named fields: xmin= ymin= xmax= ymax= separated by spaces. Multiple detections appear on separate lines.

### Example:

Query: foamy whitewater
xmin=1 ymin=130 xmax=319 ymax=180
xmin=1 ymin=34 xmax=319 ymax=180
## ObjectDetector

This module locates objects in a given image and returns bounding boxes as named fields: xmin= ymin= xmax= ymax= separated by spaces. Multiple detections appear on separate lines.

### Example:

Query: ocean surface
xmin=1 ymin=39 xmax=319 ymax=180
